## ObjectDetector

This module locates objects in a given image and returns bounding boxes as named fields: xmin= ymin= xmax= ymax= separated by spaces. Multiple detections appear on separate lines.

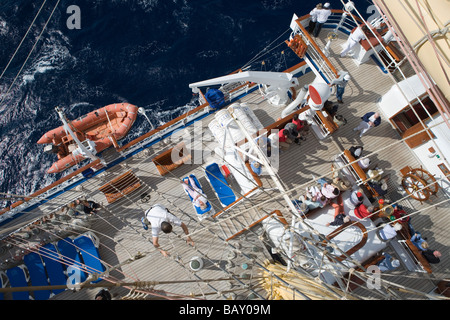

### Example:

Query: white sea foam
xmin=21 ymin=30 xmax=73 ymax=85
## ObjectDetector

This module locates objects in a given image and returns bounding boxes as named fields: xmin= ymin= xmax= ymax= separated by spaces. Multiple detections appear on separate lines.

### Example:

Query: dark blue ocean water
xmin=0 ymin=0 xmax=347 ymax=205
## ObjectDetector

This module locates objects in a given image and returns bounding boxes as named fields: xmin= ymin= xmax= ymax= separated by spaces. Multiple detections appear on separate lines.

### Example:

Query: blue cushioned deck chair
xmin=182 ymin=174 xmax=214 ymax=219
xmin=205 ymin=163 xmax=236 ymax=207
xmin=39 ymin=243 xmax=67 ymax=294
xmin=23 ymin=252 xmax=51 ymax=300
xmin=73 ymin=232 xmax=105 ymax=283
xmin=6 ymin=265 xmax=31 ymax=300
xmin=57 ymin=238 xmax=87 ymax=285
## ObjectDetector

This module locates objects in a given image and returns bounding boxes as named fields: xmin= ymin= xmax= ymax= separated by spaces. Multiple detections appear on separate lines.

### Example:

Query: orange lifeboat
xmin=38 ymin=103 xmax=138 ymax=173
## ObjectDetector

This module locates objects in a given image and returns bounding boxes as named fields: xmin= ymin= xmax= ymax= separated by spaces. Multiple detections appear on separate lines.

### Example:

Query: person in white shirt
xmin=181 ymin=178 xmax=208 ymax=210
xmin=353 ymin=112 xmax=381 ymax=137
xmin=312 ymin=2 xmax=332 ymax=37
xmin=144 ymin=204 xmax=194 ymax=257
xmin=308 ymin=3 xmax=322 ymax=34
xmin=340 ymin=25 xmax=369 ymax=57
xmin=378 ymin=223 xmax=402 ymax=241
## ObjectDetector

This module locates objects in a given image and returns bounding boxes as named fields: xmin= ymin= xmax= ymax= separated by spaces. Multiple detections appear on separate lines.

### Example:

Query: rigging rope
xmin=241 ymin=28 xmax=292 ymax=70
xmin=0 ymin=0 xmax=61 ymax=111
xmin=0 ymin=0 xmax=48 ymax=82
xmin=2 ymin=18 xmax=449 ymax=298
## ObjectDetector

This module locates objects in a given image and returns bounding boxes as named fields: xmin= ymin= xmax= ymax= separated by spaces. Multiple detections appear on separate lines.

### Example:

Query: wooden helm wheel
xmin=401 ymin=173 xmax=430 ymax=201
xmin=410 ymin=168 xmax=439 ymax=195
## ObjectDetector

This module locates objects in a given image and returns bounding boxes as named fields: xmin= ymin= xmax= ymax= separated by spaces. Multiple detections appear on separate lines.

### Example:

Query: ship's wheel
xmin=401 ymin=167 xmax=438 ymax=202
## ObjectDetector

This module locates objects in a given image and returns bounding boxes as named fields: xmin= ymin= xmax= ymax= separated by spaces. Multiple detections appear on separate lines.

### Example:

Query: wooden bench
xmin=98 ymin=170 xmax=142 ymax=204
xmin=341 ymin=150 xmax=380 ymax=198
xmin=336 ymin=253 xmax=386 ymax=292
xmin=152 ymin=142 xmax=191 ymax=176
xmin=403 ymin=239 xmax=433 ymax=273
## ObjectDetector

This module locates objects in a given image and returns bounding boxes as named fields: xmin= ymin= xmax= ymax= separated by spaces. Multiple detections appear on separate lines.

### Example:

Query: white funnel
xmin=307 ymin=83 xmax=331 ymax=110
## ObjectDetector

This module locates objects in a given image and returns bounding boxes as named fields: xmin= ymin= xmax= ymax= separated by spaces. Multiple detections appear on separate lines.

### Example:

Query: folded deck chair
xmin=39 ymin=243 xmax=67 ymax=294
xmin=57 ymin=238 xmax=87 ymax=285
xmin=23 ymin=252 xmax=52 ymax=300
xmin=205 ymin=163 xmax=236 ymax=207
xmin=73 ymin=232 xmax=105 ymax=283
xmin=6 ymin=265 xmax=31 ymax=300
xmin=182 ymin=174 xmax=214 ymax=218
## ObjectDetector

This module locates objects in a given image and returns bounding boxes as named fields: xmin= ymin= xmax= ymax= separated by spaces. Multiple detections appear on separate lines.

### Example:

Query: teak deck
xmin=1 ymin=29 xmax=448 ymax=301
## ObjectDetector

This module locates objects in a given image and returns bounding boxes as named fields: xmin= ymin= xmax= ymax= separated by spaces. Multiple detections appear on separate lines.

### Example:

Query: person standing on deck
xmin=143 ymin=204 xmax=194 ymax=257
xmin=353 ymin=112 xmax=381 ymax=137
xmin=340 ymin=25 xmax=368 ymax=57
xmin=312 ymin=2 xmax=332 ymax=38
xmin=308 ymin=3 xmax=322 ymax=34
xmin=331 ymin=74 xmax=351 ymax=104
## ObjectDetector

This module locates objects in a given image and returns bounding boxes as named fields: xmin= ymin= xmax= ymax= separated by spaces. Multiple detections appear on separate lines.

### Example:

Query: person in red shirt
xmin=278 ymin=128 xmax=292 ymax=150
xmin=292 ymin=114 xmax=310 ymax=141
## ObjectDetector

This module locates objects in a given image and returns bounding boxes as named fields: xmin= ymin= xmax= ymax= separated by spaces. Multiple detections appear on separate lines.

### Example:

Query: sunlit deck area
xmin=0 ymin=22 xmax=449 ymax=301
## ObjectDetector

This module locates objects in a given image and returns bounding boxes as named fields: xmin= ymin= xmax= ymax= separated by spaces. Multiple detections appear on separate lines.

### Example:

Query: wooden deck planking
xmin=1 ymin=30 xmax=449 ymax=300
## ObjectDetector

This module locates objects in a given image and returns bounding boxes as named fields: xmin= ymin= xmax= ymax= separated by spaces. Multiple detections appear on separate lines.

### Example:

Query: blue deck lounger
xmin=6 ymin=265 xmax=30 ymax=300
xmin=73 ymin=233 xmax=105 ymax=283
xmin=57 ymin=238 xmax=87 ymax=285
xmin=23 ymin=252 xmax=51 ymax=300
xmin=205 ymin=163 xmax=236 ymax=207
xmin=39 ymin=243 xmax=67 ymax=294
xmin=182 ymin=174 xmax=213 ymax=217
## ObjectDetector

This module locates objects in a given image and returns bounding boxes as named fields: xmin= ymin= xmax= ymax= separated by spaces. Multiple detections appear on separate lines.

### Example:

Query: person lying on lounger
xmin=181 ymin=177 xmax=208 ymax=210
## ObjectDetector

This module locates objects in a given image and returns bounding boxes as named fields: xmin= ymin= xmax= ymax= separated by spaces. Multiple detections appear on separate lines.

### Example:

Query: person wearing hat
xmin=376 ymin=252 xmax=400 ymax=271
xmin=353 ymin=111 xmax=381 ymax=137
xmin=330 ymin=73 xmax=351 ymax=104
xmin=378 ymin=222 xmax=402 ymax=241
xmin=143 ymin=204 xmax=194 ymax=257
xmin=340 ymin=24 xmax=369 ymax=57
xmin=343 ymin=189 xmax=364 ymax=210
xmin=312 ymin=2 xmax=332 ymax=37
xmin=349 ymin=145 xmax=363 ymax=159
xmin=250 ymin=160 xmax=263 ymax=176
xmin=333 ymin=176 xmax=352 ymax=192
xmin=358 ymin=157 xmax=371 ymax=170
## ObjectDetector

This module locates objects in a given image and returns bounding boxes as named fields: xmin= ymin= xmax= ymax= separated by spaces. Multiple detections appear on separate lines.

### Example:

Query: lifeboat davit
xmin=38 ymin=103 xmax=138 ymax=173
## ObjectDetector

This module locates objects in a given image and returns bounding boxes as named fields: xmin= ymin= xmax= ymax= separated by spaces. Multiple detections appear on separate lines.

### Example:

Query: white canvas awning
xmin=378 ymin=74 xmax=429 ymax=119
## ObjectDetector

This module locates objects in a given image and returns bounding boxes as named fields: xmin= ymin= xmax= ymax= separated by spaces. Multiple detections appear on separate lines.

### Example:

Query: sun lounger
xmin=6 ymin=265 xmax=31 ymax=300
xmin=38 ymin=243 xmax=67 ymax=294
xmin=23 ymin=252 xmax=52 ymax=300
xmin=57 ymin=238 xmax=87 ymax=285
xmin=205 ymin=163 xmax=236 ymax=207
xmin=182 ymin=174 xmax=214 ymax=219
xmin=73 ymin=232 xmax=105 ymax=283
